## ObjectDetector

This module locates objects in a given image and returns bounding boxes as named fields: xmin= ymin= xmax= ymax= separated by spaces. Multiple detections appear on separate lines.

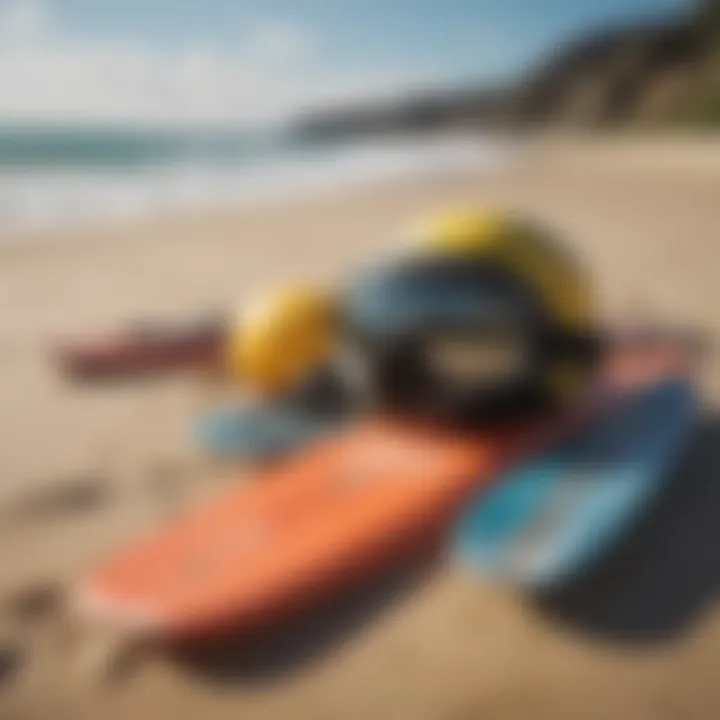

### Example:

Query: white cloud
xmin=245 ymin=18 xmax=317 ymax=66
xmin=0 ymin=0 xmax=46 ymax=46
xmin=0 ymin=0 xmax=426 ymax=126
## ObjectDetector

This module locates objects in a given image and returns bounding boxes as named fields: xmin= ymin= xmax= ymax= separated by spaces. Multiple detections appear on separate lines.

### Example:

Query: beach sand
xmin=0 ymin=136 xmax=719 ymax=719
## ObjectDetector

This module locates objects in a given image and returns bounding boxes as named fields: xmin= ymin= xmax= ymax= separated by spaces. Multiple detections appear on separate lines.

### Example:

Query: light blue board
xmin=453 ymin=379 xmax=696 ymax=590
xmin=195 ymin=402 xmax=344 ymax=461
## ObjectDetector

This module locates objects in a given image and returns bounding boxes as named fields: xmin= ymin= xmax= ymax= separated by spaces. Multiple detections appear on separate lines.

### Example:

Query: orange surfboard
xmin=77 ymin=341 xmax=693 ymax=642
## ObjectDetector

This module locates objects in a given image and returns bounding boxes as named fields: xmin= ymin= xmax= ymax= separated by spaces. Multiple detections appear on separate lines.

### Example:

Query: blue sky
xmin=0 ymin=0 xmax=691 ymax=125
xmin=41 ymin=0 xmax=691 ymax=78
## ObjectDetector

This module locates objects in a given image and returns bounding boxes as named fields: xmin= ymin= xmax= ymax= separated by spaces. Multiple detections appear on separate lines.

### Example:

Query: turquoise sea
xmin=0 ymin=125 xmax=509 ymax=236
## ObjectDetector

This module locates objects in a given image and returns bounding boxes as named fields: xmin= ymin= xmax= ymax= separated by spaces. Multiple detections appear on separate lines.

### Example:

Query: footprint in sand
xmin=0 ymin=641 xmax=22 ymax=689
xmin=9 ymin=474 xmax=111 ymax=525
xmin=6 ymin=581 xmax=65 ymax=625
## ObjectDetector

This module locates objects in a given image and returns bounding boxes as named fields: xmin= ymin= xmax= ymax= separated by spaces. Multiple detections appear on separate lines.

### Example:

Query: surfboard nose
xmin=75 ymin=582 xmax=166 ymax=637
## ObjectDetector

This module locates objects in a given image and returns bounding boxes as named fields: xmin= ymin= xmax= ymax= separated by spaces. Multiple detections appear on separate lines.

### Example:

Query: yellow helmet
xmin=413 ymin=208 xmax=594 ymax=332
xmin=226 ymin=283 xmax=335 ymax=394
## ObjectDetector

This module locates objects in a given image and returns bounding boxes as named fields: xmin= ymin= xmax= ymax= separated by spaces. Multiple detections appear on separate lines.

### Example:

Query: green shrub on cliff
xmin=675 ymin=91 xmax=720 ymax=125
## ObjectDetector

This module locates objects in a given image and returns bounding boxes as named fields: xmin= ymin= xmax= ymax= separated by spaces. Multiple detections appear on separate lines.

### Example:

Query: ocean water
xmin=0 ymin=127 xmax=512 ymax=239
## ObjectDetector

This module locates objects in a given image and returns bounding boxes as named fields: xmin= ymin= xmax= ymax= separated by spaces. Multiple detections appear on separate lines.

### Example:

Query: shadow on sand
xmin=167 ymin=551 xmax=441 ymax=686
xmin=533 ymin=412 xmax=720 ymax=643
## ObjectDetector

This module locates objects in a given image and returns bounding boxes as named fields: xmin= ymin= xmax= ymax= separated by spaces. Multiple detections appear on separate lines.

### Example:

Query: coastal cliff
xmin=294 ymin=1 xmax=720 ymax=137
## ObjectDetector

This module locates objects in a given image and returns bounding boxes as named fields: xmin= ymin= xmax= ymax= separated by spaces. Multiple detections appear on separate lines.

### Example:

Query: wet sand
xmin=0 ymin=136 xmax=719 ymax=719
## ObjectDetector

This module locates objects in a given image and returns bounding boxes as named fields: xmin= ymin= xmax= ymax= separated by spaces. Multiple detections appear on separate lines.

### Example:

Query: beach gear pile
xmin=74 ymin=208 xmax=698 ymax=643
xmin=205 ymin=208 xmax=604 ymax=458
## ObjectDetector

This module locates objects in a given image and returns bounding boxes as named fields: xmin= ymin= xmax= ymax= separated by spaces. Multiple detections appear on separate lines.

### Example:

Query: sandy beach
xmin=0 ymin=136 xmax=719 ymax=719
